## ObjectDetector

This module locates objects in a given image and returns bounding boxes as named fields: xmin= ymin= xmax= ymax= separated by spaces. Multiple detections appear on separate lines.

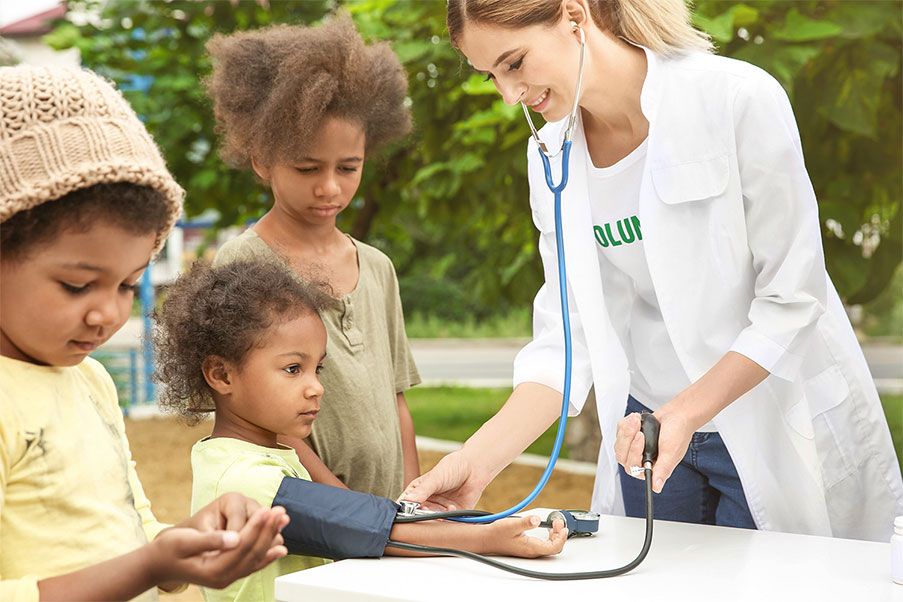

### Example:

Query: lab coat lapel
xmin=553 ymin=122 xmax=601 ymax=339
xmin=537 ymin=120 xmax=630 ymax=514
xmin=558 ymin=121 xmax=629 ymax=399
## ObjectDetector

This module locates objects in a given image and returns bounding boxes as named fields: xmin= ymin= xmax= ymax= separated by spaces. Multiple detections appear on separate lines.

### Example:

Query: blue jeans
xmin=619 ymin=396 xmax=757 ymax=529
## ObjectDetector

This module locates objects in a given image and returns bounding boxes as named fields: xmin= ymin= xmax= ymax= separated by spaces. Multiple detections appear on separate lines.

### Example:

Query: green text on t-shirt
xmin=593 ymin=215 xmax=642 ymax=248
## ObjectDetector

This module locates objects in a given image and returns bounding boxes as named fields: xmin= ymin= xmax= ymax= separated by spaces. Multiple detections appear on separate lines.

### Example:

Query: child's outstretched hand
xmin=178 ymin=491 xmax=287 ymax=535
xmin=484 ymin=515 xmax=567 ymax=558
xmin=150 ymin=501 xmax=289 ymax=590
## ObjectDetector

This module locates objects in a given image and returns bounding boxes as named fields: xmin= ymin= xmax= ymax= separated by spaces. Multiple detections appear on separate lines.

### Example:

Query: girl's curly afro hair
xmin=153 ymin=259 xmax=330 ymax=424
xmin=205 ymin=13 xmax=412 ymax=169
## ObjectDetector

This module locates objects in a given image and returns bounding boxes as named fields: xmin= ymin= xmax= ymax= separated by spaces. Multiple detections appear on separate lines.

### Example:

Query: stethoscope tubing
xmin=451 ymin=141 xmax=574 ymax=524
xmin=451 ymin=26 xmax=585 ymax=525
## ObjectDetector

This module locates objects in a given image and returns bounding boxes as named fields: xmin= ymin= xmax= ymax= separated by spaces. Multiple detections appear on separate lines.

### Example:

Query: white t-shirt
xmin=587 ymin=140 xmax=716 ymax=431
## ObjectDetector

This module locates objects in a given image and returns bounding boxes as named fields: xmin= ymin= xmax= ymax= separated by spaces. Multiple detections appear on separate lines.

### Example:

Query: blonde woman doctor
xmin=401 ymin=0 xmax=903 ymax=541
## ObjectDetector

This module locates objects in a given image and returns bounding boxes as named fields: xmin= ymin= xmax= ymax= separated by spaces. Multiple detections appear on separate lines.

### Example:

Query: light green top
xmin=214 ymin=230 xmax=421 ymax=499
xmin=190 ymin=437 xmax=329 ymax=602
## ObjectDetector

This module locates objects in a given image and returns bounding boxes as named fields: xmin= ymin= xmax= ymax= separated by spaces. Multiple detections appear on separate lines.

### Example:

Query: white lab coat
xmin=513 ymin=47 xmax=903 ymax=541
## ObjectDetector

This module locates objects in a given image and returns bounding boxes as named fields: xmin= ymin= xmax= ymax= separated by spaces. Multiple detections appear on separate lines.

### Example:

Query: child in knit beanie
xmin=0 ymin=65 xmax=289 ymax=602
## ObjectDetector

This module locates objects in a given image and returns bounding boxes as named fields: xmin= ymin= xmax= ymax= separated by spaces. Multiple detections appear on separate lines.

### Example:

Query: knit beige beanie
xmin=0 ymin=65 xmax=183 ymax=251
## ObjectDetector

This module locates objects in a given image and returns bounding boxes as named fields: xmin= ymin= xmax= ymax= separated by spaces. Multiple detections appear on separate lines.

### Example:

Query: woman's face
xmin=458 ymin=18 xmax=585 ymax=122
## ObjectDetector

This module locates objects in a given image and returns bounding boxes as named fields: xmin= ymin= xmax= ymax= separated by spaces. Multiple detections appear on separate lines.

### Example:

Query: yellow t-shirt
xmin=190 ymin=436 xmax=329 ymax=602
xmin=0 ymin=355 xmax=166 ymax=602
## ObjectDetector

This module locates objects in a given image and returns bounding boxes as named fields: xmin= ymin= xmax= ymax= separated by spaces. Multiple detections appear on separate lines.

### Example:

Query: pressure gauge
xmin=541 ymin=509 xmax=600 ymax=537
xmin=566 ymin=510 xmax=600 ymax=536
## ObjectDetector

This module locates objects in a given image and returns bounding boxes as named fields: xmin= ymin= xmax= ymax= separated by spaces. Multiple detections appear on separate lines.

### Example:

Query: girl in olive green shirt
xmin=205 ymin=16 xmax=420 ymax=499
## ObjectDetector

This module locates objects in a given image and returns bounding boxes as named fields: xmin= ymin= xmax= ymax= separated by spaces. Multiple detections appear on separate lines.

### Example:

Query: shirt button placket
xmin=343 ymin=298 xmax=353 ymax=331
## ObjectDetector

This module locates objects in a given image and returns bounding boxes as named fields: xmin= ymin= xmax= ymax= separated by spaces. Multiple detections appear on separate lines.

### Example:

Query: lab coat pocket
xmin=651 ymin=155 xmax=730 ymax=204
xmin=803 ymin=364 xmax=857 ymax=490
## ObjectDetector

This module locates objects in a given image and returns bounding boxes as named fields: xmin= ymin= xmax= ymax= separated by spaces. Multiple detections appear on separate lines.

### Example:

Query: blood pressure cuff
xmin=273 ymin=477 xmax=400 ymax=560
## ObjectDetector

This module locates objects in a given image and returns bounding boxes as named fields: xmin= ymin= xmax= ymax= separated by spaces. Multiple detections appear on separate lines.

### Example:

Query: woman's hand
xmin=398 ymin=450 xmax=487 ymax=511
xmin=148 ymin=505 xmax=289 ymax=591
xmin=614 ymin=409 xmax=695 ymax=494
xmin=401 ymin=383 xmax=562 ymax=511
xmin=615 ymin=354 xmax=769 ymax=494
xmin=483 ymin=516 xmax=567 ymax=558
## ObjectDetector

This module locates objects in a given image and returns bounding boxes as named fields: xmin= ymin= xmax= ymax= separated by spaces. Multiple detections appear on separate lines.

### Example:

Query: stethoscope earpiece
xmin=520 ymin=20 xmax=586 ymax=156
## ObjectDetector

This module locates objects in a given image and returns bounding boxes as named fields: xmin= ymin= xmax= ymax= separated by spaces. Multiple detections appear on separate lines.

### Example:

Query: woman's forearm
xmin=460 ymin=382 xmax=563 ymax=488
xmin=661 ymin=351 xmax=768 ymax=429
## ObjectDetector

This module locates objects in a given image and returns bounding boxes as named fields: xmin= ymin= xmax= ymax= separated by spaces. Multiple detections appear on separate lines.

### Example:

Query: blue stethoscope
xmin=454 ymin=22 xmax=588 ymax=524
xmin=392 ymin=25 xmax=660 ymax=579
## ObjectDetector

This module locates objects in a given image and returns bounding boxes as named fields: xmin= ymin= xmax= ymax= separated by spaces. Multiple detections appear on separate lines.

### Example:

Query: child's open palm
xmin=151 ymin=500 xmax=289 ymax=590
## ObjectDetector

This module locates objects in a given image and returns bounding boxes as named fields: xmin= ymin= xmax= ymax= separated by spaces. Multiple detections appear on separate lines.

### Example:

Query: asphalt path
xmin=107 ymin=319 xmax=902 ymax=393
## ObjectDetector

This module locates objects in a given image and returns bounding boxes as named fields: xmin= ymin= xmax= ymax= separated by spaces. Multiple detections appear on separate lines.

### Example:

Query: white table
xmin=276 ymin=514 xmax=902 ymax=602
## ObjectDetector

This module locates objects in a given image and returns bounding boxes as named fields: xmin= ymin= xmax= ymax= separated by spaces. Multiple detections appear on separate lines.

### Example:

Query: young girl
xmin=204 ymin=15 xmax=420 ymax=499
xmin=0 ymin=65 xmax=287 ymax=601
xmin=153 ymin=259 xmax=567 ymax=602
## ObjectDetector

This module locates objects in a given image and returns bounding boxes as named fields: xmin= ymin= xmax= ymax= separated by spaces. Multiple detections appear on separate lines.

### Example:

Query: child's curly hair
xmin=205 ymin=13 xmax=411 ymax=169
xmin=153 ymin=259 xmax=329 ymax=424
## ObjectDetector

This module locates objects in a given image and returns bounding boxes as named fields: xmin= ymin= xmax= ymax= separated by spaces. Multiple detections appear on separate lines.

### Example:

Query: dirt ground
xmin=125 ymin=417 xmax=594 ymax=601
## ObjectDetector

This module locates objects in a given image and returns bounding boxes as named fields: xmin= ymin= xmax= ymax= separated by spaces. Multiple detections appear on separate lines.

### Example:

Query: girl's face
xmin=458 ymin=18 xmax=586 ymax=122
xmin=219 ymin=312 xmax=327 ymax=444
xmin=0 ymin=222 xmax=155 ymax=367
xmin=255 ymin=117 xmax=366 ymax=228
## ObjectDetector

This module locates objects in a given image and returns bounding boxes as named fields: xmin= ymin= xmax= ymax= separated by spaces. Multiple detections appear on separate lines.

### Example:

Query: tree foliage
xmin=46 ymin=0 xmax=329 ymax=226
xmin=46 ymin=0 xmax=901 ymax=320
xmin=694 ymin=0 xmax=901 ymax=305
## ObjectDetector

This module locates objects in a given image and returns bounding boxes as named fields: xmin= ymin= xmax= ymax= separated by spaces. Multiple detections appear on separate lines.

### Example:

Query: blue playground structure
xmin=90 ymin=263 xmax=157 ymax=415
xmin=91 ymin=218 xmax=252 ymax=414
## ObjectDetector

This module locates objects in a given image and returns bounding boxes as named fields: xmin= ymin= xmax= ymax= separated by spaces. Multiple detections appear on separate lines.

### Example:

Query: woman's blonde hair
xmin=446 ymin=0 xmax=712 ymax=57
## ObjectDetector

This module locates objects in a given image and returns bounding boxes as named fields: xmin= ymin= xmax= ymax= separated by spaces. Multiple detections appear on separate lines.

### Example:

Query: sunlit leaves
xmin=773 ymin=9 xmax=842 ymax=42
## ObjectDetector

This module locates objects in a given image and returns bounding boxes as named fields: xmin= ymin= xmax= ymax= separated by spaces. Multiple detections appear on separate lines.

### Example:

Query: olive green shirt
xmin=214 ymin=229 xmax=420 ymax=499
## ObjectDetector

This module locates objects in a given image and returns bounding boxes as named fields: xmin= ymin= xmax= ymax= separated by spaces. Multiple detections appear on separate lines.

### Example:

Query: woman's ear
xmin=250 ymin=157 xmax=270 ymax=183
xmin=563 ymin=0 xmax=591 ymax=31
xmin=202 ymin=356 xmax=233 ymax=396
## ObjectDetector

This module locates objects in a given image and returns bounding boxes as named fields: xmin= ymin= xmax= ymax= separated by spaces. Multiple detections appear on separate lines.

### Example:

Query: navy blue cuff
xmin=273 ymin=477 xmax=399 ymax=559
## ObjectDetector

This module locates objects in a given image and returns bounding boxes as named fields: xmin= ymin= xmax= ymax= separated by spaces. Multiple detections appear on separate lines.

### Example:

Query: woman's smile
xmin=526 ymin=88 xmax=551 ymax=112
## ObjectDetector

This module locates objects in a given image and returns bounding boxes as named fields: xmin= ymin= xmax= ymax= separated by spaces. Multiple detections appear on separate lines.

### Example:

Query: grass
xmin=406 ymin=386 xmax=569 ymax=459
xmin=408 ymin=387 xmax=903 ymax=469
xmin=404 ymin=309 xmax=531 ymax=339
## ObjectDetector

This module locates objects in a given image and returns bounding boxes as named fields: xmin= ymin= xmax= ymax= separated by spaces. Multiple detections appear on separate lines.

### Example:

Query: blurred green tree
xmin=46 ymin=0 xmax=329 ymax=227
xmin=45 ymin=0 xmax=901 ymax=322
